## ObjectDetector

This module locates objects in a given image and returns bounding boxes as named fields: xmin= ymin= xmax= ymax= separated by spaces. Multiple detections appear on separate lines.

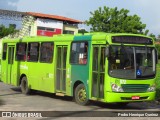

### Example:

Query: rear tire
xmin=20 ymin=77 xmax=30 ymax=95
xmin=74 ymin=84 xmax=89 ymax=105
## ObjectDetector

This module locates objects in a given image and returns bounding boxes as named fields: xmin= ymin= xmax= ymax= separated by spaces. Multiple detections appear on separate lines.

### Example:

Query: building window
xmin=46 ymin=28 xmax=55 ymax=32
xmin=40 ymin=42 xmax=54 ymax=63
xmin=2 ymin=43 xmax=7 ymax=60
xmin=37 ymin=26 xmax=55 ymax=32
xmin=37 ymin=26 xmax=45 ymax=30
xmin=70 ymin=42 xmax=88 ymax=64
xmin=27 ymin=42 xmax=39 ymax=62
xmin=63 ymin=30 xmax=74 ymax=34
xmin=16 ymin=43 xmax=27 ymax=61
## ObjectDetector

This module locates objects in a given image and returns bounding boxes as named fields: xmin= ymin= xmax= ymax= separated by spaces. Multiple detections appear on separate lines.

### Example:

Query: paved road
xmin=0 ymin=81 xmax=160 ymax=120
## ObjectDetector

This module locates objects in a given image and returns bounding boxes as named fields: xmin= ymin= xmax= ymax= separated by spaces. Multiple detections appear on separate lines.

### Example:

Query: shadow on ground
xmin=10 ymin=86 xmax=159 ymax=110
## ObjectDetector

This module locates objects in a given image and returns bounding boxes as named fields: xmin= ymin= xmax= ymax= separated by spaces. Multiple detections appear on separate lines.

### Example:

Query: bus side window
xmin=70 ymin=42 xmax=88 ymax=65
xmin=27 ymin=42 xmax=39 ymax=62
xmin=16 ymin=43 xmax=27 ymax=61
xmin=40 ymin=42 xmax=54 ymax=63
xmin=2 ymin=43 xmax=7 ymax=60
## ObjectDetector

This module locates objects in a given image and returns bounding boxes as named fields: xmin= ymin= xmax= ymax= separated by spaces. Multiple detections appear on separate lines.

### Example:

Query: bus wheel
xmin=74 ymin=84 xmax=89 ymax=105
xmin=20 ymin=77 xmax=30 ymax=95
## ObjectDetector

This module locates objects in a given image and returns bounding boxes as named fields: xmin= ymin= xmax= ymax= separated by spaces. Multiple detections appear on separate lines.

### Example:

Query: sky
xmin=0 ymin=0 xmax=159 ymax=36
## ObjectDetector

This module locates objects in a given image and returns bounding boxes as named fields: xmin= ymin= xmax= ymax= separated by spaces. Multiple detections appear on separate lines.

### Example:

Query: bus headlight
xmin=111 ymin=83 xmax=124 ymax=92
xmin=147 ymin=85 xmax=155 ymax=92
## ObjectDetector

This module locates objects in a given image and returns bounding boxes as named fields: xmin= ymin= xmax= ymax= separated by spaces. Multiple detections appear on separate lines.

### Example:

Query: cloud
xmin=2 ymin=0 xmax=159 ymax=36
xmin=133 ymin=0 xmax=160 ymax=7
xmin=0 ymin=0 xmax=19 ymax=10
xmin=130 ymin=0 xmax=160 ymax=36
xmin=0 ymin=0 xmax=20 ymax=27
xmin=8 ymin=1 xmax=18 ymax=7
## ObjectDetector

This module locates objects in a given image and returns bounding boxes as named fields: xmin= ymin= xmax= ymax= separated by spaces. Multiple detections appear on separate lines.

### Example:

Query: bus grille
xmin=121 ymin=84 xmax=149 ymax=93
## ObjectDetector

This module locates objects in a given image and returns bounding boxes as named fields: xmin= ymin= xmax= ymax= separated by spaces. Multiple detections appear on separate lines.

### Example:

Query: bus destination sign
xmin=112 ymin=36 xmax=153 ymax=45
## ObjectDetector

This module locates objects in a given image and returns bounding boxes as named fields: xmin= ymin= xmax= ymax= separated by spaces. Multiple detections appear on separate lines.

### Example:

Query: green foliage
xmin=156 ymin=61 xmax=160 ymax=100
xmin=155 ymin=44 xmax=160 ymax=59
xmin=0 ymin=24 xmax=18 ymax=38
xmin=156 ymin=34 xmax=160 ymax=41
xmin=155 ymin=54 xmax=160 ymax=101
xmin=86 ymin=6 xmax=148 ymax=34
xmin=149 ymin=33 xmax=156 ymax=41
xmin=78 ymin=29 xmax=88 ymax=34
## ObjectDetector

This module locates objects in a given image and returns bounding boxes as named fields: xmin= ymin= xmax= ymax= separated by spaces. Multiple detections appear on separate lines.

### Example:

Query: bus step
xmin=56 ymin=92 xmax=65 ymax=96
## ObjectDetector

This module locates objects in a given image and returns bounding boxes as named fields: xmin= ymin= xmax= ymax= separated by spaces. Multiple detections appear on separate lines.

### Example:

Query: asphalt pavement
xmin=0 ymin=81 xmax=160 ymax=120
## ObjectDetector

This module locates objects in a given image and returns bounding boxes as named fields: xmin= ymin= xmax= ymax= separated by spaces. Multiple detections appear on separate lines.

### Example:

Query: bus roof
xmin=2 ymin=32 xmax=154 ymax=45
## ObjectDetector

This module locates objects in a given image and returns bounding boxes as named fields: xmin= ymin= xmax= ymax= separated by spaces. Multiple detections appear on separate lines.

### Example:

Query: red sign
xmin=37 ymin=29 xmax=62 ymax=37
xmin=132 ymin=96 xmax=140 ymax=100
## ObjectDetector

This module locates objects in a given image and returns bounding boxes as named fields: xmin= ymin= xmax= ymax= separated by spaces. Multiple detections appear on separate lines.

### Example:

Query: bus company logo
xmin=1 ymin=112 xmax=42 ymax=118
xmin=2 ymin=112 xmax=11 ymax=117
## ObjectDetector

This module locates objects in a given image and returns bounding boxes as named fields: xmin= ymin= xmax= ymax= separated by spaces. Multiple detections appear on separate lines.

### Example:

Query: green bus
xmin=1 ymin=33 xmax=158 ymax=105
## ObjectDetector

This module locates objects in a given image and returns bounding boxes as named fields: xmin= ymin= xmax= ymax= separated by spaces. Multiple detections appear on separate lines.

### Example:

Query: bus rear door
xmin=7 ymin=45 xmax=15 ymax=85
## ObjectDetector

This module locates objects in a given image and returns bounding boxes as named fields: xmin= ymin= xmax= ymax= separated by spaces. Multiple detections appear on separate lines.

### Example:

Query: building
xmin=26 ymin=12 xmax=82 ymax=37
xmin=0 ymin=9 xmax=82 ymax=39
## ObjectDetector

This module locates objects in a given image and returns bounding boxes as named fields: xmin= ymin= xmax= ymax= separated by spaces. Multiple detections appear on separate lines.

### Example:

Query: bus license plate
xmin=132 ymin=96 xmax=140 ymax=100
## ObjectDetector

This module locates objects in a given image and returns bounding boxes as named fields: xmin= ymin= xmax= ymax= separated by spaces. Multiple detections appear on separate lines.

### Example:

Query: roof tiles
xmin=26 ymin=12 xmax=82 ymax=23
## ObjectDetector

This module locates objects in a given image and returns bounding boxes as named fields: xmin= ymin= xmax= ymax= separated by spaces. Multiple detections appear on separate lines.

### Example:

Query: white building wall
xmin=37 ymin=18 xmax=63 ymax=29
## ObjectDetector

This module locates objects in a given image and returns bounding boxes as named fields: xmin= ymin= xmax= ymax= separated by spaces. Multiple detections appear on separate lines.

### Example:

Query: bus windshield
xmin=109 ymin=45 xmax=156 ymax=79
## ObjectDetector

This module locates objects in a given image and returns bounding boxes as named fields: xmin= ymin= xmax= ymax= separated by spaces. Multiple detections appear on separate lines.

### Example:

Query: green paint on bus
xmin=0 ymin=33 xmax=157 ymax=105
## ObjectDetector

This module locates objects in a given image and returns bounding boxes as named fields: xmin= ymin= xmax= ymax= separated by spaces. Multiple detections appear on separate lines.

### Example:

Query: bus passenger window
xmin=70 ymin=42 xmax=88 ymax=65
xmin=40 ymin=42 xmax=54 ymax=63
xmin=16 ymin=43 xmax=27 ymax=61
xmin=27 ymin=42 xmax=39 ymax=62
xmin=2 ymin=43 xmax=7 ymax=60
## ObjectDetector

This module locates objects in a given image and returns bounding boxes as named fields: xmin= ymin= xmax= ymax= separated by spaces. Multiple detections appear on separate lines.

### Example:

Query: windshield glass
xmin=109 ymin=46 xmax=156 ymax=79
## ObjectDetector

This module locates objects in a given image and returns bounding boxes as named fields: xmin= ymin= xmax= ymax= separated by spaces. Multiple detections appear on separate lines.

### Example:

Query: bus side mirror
xmin=155 ymin=49 xmax=158 ymax=64
xmin=105 ymin=47 xmax=109 ymax=58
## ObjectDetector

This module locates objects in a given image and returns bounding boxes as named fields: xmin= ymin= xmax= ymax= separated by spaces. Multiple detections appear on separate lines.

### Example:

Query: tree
xmin=157 ymin=34 xmax=160 ymax=41
xmin=149 ymin=33 xmax=156 ymax=41
xmin=0 ymin=24 xmax=18 ymax=38
xmin=86 ymin=6 xmax=148 ymax=34
xmin=78 ymin=29 xmax=88 ymax=34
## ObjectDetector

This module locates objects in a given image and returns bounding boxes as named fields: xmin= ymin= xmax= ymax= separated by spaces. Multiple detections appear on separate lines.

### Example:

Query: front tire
xmin=20 ymin=77 xmax=30 ymax=95
xmin=74 ymin=84 xmax=89 ymax=105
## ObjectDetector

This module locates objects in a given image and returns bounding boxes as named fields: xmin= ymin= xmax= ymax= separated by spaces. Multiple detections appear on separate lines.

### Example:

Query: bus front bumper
xmin=105 ymin=92 xmax=156 ymax=103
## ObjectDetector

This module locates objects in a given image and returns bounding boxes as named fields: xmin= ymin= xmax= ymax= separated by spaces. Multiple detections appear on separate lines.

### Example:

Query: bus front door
xmin=56 ymin=46 xmax=67 ymax=93
xmin=7 ymin=46 xmax=15 ymax=84
xmin=92 ymin=45 xmax=105 ymax=99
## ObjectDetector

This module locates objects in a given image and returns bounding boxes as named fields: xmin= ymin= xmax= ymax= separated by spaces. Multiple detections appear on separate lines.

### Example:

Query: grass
xmin=155 ymin=60 xmax=160 ymax=100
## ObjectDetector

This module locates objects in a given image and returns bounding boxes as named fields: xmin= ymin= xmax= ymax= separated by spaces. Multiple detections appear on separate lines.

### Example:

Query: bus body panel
xmin=104 ymin=75 xmax=155 ymax=102
xmin=70 ymin=35 xmax=92 ymax=97
xmin=105 ymin=92 xmax=155 ymax=103
xmin=1 ymin=33 xmax=156 ymax=104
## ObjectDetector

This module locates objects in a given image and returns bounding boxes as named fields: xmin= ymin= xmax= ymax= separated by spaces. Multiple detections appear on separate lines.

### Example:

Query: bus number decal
xmin=120 ymin=79 xmax=126 ymax=84
xmin=67 ymin=68 xmax=70 ymax=78
xmin=20 ymin=65 xmax=28 ymax=70
xmin=48 ymin=73 xmax=54 ymax=78
xmin=67 ymin=74 xmax=70 ymax=78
